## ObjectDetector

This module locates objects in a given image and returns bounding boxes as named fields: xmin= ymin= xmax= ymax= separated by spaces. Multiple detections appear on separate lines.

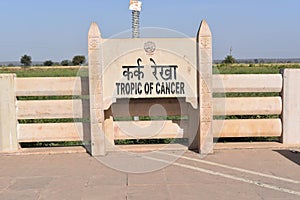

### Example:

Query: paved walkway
xmin=0 ymin=147 xmax=300 ymax=200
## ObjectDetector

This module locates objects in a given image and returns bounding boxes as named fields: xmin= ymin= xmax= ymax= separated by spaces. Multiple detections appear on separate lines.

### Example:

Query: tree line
xmin=19 ymin=54 xmax=86 ymax=67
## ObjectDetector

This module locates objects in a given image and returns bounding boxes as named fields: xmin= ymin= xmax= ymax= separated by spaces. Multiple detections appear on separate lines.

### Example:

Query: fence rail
xmin=17 ymin=100 xmax=90 ymax=119
xmin=18 ymin=123 xmax=86 ymax=142
xmin=15 ymin=77 xmax=89 ymax=96
xmin=213 ymin=97 xmax=282 ymax=116
xmin=113 ymin=121 xmax=184 ymax=140
xmin=213 ymin=119 xmax=282 ymax=138
xmin=15 ymin=74 xmax=283 ymax=97
xmin=213 ymin=74 xmax=282 ymax=93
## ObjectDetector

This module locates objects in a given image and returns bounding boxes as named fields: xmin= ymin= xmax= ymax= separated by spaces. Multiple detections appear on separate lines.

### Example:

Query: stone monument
xmin=87 ymin=20 xmax=213 ymax=156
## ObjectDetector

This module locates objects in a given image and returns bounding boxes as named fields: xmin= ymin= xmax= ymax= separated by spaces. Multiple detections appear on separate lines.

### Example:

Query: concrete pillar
xmin=197 ymin=20 xmax=213 ymax=154
xmin=88 ymin=22 xmax=106 ymax=156
xmin=282 ymin=69 xmax=300 ymax=144
xmin=104 ymin=116 xmax=115 ymax=151
xmin=0 ymin=74 xmax=18 ymax=152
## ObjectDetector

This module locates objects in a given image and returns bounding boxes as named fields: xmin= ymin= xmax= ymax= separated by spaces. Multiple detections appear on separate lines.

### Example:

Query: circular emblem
xmin=144 ymin=41 xmax=156 ymax=55
xmin=89 ymin=39 xmax=98 ymax=49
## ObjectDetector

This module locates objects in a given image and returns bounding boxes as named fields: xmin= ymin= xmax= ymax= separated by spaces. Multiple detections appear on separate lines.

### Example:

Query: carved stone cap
xmin=88 ymin=22 xmax=101 ymax=38
xmin=197 ymin=20 xmax=212 ymax=38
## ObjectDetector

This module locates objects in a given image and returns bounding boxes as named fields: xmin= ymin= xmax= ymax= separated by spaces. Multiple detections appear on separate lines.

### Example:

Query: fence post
xmin=197 ymin=20 xmax=213 ymax=154
xmin=0 ymin=74 xmax=18 ymax=152
xmin=282 ymin=69 xmax=300 ymax=144
xmin=88 ymin=22 xmax=106 ymax=156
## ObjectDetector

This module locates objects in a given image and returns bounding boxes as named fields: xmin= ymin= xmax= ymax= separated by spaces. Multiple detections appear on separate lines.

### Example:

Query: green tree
xmin=222 ymin=55 xmax=236 ymax=64
xmin=61 ymin=60 xmax=72 ymax=66
xmin=43 ymin=60 xmax=54 ymax=66
xmin=20 ymin=54 xmax=32 ymax=66
xmin=72 ymin=55 xmax=86 ymax=66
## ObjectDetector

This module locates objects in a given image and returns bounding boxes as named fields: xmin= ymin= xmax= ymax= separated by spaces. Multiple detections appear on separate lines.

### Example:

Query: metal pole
xmin=132 ymin=10 xmax=140 ymax=38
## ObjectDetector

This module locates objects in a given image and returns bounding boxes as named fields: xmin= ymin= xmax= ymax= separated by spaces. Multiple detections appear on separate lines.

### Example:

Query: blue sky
xmin=0 ymin=0 xmax=299 ymax=61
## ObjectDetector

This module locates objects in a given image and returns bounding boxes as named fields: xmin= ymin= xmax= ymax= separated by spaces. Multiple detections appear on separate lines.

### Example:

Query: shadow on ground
xmin=274 ymin=149 xmax=300 ymax=166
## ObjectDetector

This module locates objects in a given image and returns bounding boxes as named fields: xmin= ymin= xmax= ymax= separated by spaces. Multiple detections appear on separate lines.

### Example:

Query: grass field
xmin=214 ymin=63 xmax=300 ymax=74
xmin=1 ymin=64 xmax=300 ymax=77
xmin=0 ymin=66 xmax=87 ymax=77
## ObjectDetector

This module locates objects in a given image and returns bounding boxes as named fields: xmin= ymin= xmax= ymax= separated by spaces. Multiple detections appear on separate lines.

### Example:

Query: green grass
xmin=114 ymin=116 xmax=188 ymax=121
xmin=115 ymin=138 xmax=188 ymax=145
xmin=216 ymin=137 xmax=280 ymax=143
xmin=213 ymin=92 xmax=280 ymax=98
xmin=0 ymin=67 xmax=87 ymax=77
xmin=214 ymin=63 xmax=300 ymax=74
xmin=20 ymin=141 xmax=83 ymax=148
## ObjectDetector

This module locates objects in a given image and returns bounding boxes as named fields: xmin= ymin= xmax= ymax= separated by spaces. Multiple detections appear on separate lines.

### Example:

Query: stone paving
xmin=0 ymin=147 xmax=300 ymax=200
